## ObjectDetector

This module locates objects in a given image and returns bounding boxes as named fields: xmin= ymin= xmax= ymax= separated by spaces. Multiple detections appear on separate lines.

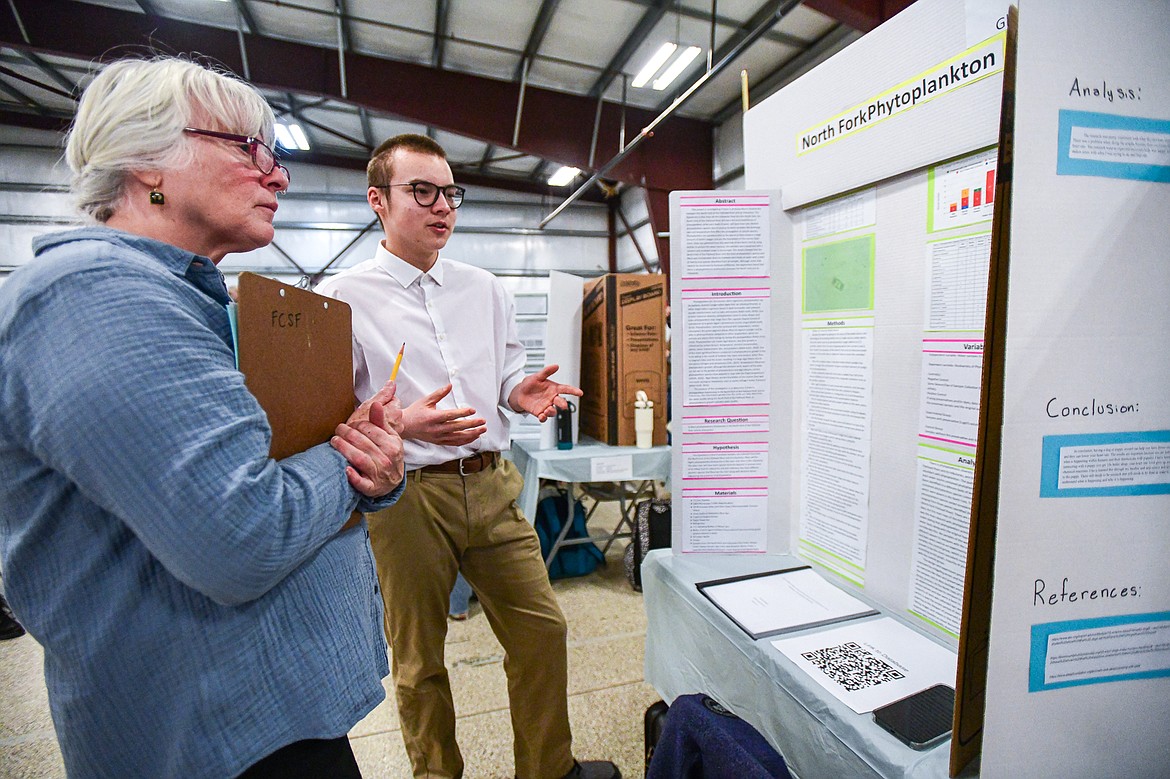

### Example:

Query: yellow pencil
xmin=390 ymin=342 xmax=405 ymax=380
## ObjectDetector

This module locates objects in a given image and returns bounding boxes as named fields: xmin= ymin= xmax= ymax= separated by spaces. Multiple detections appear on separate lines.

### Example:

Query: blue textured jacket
xmin=0 ymin=227 xmax=399 ymax=778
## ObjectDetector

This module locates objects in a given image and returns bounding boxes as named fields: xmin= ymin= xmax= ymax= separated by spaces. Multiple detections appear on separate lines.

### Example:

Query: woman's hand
xmin=347 ymin=378 xmax=404 ymax=434
xmin=332 ymin=383 xmax=406 ymax=496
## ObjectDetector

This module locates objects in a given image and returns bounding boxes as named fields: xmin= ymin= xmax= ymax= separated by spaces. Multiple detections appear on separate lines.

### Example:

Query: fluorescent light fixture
xmin=273 ymin=123 xmax=296 ymax=149
xmin=631 ymin=42 xmax=676 ymax=88
xmin=287 ymin=123 xmax=310 ymax=150
xmin=548 ymin=166 xmax=581 ymax=187
xmin=274 ymin=122 xmax=310 ymax=151
xmin=653 ymin=45 xmax=702 ymax=91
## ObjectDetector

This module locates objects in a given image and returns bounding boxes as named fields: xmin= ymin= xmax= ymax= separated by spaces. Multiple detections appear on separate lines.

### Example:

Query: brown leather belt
xmin=420 ymin=451 xmax=499 ymax=476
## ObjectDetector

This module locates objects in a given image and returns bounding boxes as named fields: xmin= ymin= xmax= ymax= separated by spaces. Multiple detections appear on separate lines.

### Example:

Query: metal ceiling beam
xmin=14 ymin=49 xmax=75 ymax=95
xmin=431 ymin=0 xmax=450 ymax=68
xmin=483 ymin=0 xmax=564 ymax=186
xmin=0 ymin=63 xmax=72 ymax=101
xmin=643 ymin=187 xmax=670 ymax=281
xmin=513 ymin=0 xmax=561 ymax=81
xmin=266 ymin=148 xmax=608 ymax=203
xmin=623 ymin=0 xmax=807 ymax=48
xmin=548 ymin=0 xmax=806 ymax=271
xmin=0 ymin=90 xmax=597 ymax=205
xmin=611 ymin=0 xmax=912 ymax=113
xmin=335 ymin=0 xmax=355 ymax=92
xmin=712 ymin=22 xmax=857 ymax=124
xmin=268 ymin=96 xmax=366 ymax=151
xmin=230 ymin=0 xmax=260 ymax=36
xmin=280 ymin=92 xmax=319 ymax=153
xmin=477 ymin=144 xmax=495 ymax=170
xmin=261 ymin=98 xmax=562 ymax=194
xmin=614 ymin=203 xmax=655 ymax=273
xmin=0 ymin=76 xmax=36 ymax=110
xmin=654 ymin=0 xmax=793 ymax=112
xmin=0 ymin=0 xmax=713 ymax=194
xmin=527 ymin=159 xmax=549 ymax=182
xmin=588 ymin=0 xmax=673 ymax=99
xmin=335 ymin=0 xmax=352 ymax=50
xmin=542 ymin=12 xmax=767 ymax=226
xmin=0 ymin=107 xmax=68 ymax=131
xmin=242 ymin=0 xmax=607 ymax=83
xmin=357 ymin=105 xmax=373 ymax=150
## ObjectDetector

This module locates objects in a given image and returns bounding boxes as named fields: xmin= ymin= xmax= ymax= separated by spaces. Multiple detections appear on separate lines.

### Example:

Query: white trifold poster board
xmin=980 ymin=1 xmax=1170 ymax=776
xmin=538 ymin=270 xmax=583 ymax=449
xmin=672 ymin=0 xmax=1006 ymax=634
xmin=668 ymin=0 xmax=1170 ymax=775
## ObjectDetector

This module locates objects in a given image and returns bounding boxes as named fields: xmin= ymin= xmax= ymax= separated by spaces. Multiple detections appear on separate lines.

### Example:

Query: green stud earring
xmin=149 ymin=190 xmax=165 ymax=205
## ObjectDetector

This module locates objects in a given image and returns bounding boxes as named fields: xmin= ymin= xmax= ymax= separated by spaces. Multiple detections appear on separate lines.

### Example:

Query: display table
xmin=509 ymin=436 xmax=671 ymax=567
xmin=509 ymin=436 xmax=671 ymax=524
xmin=643 ymin=550 xmax=973 ymax=779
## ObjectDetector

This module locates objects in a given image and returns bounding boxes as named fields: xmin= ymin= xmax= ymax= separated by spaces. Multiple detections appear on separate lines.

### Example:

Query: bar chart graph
xmin=929 ymin=147 xmax=998 ymax=232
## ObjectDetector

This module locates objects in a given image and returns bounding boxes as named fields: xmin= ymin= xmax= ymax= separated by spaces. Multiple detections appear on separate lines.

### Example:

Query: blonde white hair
xmin=65 ymin=56 xmax=276 ymax=222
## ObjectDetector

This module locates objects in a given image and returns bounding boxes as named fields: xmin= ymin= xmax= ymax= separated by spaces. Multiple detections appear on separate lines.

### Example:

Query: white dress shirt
xmin=316 ymin=243 xmax=527 ymax=468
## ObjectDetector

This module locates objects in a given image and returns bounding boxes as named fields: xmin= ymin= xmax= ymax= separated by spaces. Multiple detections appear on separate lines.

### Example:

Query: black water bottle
xmin=556 ymin=401 xmax=576 ymax=450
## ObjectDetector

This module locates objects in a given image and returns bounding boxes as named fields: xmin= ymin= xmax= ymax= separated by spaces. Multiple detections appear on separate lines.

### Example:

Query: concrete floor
xmin=0 ymin=500 xmax=661 ymax=778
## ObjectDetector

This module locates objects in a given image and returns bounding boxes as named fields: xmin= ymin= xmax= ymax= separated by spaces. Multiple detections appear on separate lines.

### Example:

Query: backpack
xmin=533 ymin=494 xmax=604 ymax=579
xmin=624 ymin=498 xmax=672 ymax=591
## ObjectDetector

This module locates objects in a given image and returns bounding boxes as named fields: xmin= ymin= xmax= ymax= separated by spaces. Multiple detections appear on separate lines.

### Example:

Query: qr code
xmin=801 ymin=641 xmax=905 ymax=692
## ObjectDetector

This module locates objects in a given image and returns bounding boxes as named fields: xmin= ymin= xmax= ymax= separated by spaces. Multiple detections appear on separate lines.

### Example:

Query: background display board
xmin=538 ymin=271 xmax=584 ymax=449
xmin=979 ymin=1 xmax=1170 ymax=776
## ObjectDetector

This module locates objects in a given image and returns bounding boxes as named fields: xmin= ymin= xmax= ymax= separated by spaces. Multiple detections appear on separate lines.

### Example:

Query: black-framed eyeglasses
xmin=182 ymin=127 xmax=290 ymax=182
xmin=373 ymin=181 xmax=465 ymax=208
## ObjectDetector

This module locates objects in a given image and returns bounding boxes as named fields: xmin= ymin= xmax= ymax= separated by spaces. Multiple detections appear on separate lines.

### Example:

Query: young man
xmin=316 ymin=135 xmax=618 ymax=779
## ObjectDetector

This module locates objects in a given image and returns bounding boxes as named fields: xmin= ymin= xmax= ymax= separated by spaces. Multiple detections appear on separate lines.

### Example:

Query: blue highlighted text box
xmin=1030 ymin=612 xmax=1170 ymax=692
xmin=1057 ymin=109 xmax=1170 ymax=183
xmin=1040 ymin=430 xmax=1170 ymax=498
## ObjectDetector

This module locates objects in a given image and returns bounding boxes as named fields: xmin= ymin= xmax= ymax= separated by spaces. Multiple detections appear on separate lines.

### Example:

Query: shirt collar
xmin=32 ymin=226 xmax=230 ymax=305
xmin=375 ymin=242 xmax=444 ymax=288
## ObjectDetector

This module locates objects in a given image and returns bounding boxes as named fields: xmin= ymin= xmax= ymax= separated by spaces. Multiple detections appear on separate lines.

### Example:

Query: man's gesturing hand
xmin=402 ymin=383 xmax=487 ymax=446
xmin=508 ymin=365 xmax=583 ymax=422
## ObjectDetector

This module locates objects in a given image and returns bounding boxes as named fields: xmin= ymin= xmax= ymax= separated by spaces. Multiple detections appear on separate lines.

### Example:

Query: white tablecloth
xmin=509 ymin=436 xmax=671 ymax=522
xmin=642 ymin=550 xmax=975 ymax=779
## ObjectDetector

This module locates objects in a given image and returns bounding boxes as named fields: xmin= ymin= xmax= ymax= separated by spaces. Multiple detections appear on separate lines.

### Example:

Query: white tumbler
xmin=634 ymin=391 xmax=654 ymax=449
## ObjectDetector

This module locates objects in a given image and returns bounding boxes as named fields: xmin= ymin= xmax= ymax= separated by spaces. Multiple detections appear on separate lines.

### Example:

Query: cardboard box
xmin=579 ymin=273 xmax=668 ymax=447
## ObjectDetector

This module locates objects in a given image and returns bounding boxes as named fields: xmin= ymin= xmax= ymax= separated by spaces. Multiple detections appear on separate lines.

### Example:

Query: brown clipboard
xmin=235 ymin=273 xmax=366 ymax=532
xmin=236 ymin=272 xmax=355 ymax=461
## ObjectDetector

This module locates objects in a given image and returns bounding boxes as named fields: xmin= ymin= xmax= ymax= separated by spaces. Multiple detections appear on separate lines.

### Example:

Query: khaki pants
xmin=366 ymin=457 xmax=574 ymax=779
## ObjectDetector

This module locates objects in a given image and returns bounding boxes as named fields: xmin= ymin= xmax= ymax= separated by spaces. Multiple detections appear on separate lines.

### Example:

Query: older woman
xmin=0 ymin=57 xmax=404 ymax=778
